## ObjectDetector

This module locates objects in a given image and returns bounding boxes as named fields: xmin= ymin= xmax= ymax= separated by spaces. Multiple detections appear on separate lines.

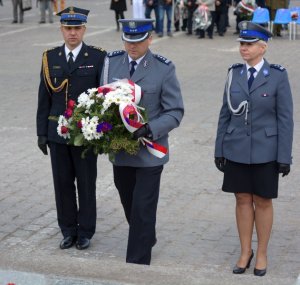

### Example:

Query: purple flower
xmin=97 ymin=122 xmax=113 ymax=133
xmin=64 ymin=108 xmax=73 ymax=119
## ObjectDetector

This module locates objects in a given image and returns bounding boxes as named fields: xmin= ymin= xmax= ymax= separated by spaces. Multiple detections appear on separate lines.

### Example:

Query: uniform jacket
xmin=215 ymin=60 xmax=293 ymax=164
xmin=100 ymin=50 xmax=184 ymax=167
xmin=37 ymin=42 xmax=107 ymax=144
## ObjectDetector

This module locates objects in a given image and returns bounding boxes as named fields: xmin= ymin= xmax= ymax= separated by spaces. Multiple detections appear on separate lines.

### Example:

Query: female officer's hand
xmin=214 ymin=157 xmax=225 ymax=172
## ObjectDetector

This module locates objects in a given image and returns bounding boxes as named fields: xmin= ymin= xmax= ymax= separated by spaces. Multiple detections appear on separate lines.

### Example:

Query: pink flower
xmin=77 ymin=120 xmax=83 ymax=129
xmin=98 ymin=86 xmax=113 ymax=95
xmin=64 ymin=108 xmax=73 ymax=119
xmin=61 ymin=126 xmax=69 ymax=134
xmin=67 ymin=99 xmax=76 ymax=109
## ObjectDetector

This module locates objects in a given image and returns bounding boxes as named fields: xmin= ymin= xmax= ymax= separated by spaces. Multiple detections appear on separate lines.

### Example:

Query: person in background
xmin=100 ymin=18 xmax=184 ymax=265
xmin=144 ymin=0 xmax=160 ymax=34
xmin=265 ymin=0 xmax=288 ymax=36
xmin=53 ymin=0 xmax=65 ymax=15
xmin=39 ymin=0 xmax=54 ymax=24
xmin=11 ymin=0 xmax=23 ymax=23
xmin=215 ymin=21 xmax=293 ymax=277
xmin=256 ymin=0 xmax=266 ymax=7
xmin=185 ymin=0 xmax=198 ymax=35
xmin=131 ymin=0 xmax=145 ymax=18
xmin=174 ymin=0 xmax=188 ymax=32
xmin=196 ymin=0 xmax=215 ymax=39
xmin=158 ymin=0 xmax=173 ymax=37
xmin=36 ymin=6 xmax=106 ymax=251
xmin=110 ymin=0 xmax=127 ymax=31
xmin=215 ymin=0 xmax=227 ymax=36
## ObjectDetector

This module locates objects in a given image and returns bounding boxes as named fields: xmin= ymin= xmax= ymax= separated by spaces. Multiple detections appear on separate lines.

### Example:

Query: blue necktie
xmin=68 ymin=51 xmax=74 ymax=69
xmin=130 ymin=61 xmax=137 ymax=77
xmin=248 ymin=67 xmax=256 ymax=89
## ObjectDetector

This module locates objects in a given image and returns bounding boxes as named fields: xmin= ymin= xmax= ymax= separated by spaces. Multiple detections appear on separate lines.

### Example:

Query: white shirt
xmin=65 ymin=42 xmax=83 ymax=62
xmin=246 ymin=59 xmax=264 ymax=79
xmin=128 ymin=55 xmax=146 ymax=72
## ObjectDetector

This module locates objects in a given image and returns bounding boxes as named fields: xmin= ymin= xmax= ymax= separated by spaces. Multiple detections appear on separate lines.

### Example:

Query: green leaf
xmin=74 ymin=134 xmax=84 ymax=146
xmin=48 ymin=116 xmax=59 ymax=122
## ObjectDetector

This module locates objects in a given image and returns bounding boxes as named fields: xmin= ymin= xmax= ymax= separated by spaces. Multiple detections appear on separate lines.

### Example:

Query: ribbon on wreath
xmin=119 ymin=102 xmax=168 ymax=158
xmin=98 ymin=79 xmax=142 ymax=104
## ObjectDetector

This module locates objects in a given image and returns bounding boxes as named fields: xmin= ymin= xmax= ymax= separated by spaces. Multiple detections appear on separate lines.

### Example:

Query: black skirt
xmin=222 ymin=160 xmax=279 ymax=199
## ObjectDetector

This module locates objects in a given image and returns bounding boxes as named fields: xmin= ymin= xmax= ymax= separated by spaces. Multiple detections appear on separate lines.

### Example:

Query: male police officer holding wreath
xmin=36 ymin=7 xmax=106 ymax=250
xmin=100 ymin=19 xmax=184 ymax=265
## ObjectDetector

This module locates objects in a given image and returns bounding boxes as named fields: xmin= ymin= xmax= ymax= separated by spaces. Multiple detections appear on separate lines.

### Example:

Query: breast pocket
xmin=49 ymin=69 xmax=65 ymax=88
xmin=140 ymin=87 xmax=160 ymax=118
xmin=76 ymin=68 xmax=96 ymax=77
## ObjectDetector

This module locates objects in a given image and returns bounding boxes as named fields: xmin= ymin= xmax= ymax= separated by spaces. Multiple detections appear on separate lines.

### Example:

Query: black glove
xmin=215 ymin=157 xmax=225 ymax=172
xmin=38 ymin=136 xmax=48 ymax=155
xmin=133 ymin=124 xmax=151 ymax=140
xmin=278 ymin=163 xmax=290 ymax=177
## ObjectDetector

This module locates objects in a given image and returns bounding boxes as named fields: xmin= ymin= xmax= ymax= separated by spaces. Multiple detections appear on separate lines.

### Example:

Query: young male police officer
xmin=36 ymin=7 xmax=106 ymax=250
xmin=101 ymin=19 xmax=184 ymax=265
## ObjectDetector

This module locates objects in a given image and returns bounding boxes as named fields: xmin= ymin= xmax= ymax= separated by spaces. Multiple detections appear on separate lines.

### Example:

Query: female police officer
xmin=214 ymin=21 xmax=293 ymax=276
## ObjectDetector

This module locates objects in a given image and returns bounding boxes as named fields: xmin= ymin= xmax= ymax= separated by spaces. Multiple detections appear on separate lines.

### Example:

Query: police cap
xmin=57 ymin=6 xmax=89 ymax=26
xmin=237 ymin=21 xmax=273 ymax=42
xmin=119 ymin=19 xmax=154 ymax=43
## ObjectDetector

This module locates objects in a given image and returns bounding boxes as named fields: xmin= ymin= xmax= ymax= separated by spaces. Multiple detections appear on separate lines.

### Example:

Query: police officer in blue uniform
xmin=36 ymin=7 xmax=106 ymax=250
xmin=214 ymin=21 xmax=293 ymax=276
xmin=101 ymin=19 xmax=184 ymax=265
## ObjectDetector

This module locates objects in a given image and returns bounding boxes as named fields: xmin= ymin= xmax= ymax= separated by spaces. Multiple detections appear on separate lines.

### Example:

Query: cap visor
xmin=61 ymin=21 xmax=86 ymax=26
xmin=122 ymin=32 xmax=149 ymax=43
xmin=237 ymin=37 xmax=260 ymax=43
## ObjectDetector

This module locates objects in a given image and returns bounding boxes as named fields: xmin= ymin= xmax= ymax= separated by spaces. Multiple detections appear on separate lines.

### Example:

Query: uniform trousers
xmin=113 ymin=165 xmax=163 ymax=265
xmin=49 ymin=142 xmax=97 ymax=239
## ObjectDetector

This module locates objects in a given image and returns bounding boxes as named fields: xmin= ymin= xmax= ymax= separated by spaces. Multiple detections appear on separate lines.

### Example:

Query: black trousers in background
xmin=49 ymin=142 xmax=98 ymax=239
xmin=113 ymin=165 xmax=163 ymax=265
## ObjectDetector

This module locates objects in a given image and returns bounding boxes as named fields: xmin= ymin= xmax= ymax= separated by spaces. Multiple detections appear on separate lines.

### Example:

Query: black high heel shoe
xmin=254 ymin=267 xmax=267 ymax=276
xmin=232 ymin=250 xmax=254 ymax=274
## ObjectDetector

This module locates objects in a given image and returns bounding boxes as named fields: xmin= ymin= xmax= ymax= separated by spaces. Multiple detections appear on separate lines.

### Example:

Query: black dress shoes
xmin=233 ymin=250 xmax=254 ymax=274
xmin=60 ymin=236 xmax=77 ymax=249
xmin=254 ymin=267 xmax=267 ymax=276
xmin=76 ymin=236 xmax=90 ymax=250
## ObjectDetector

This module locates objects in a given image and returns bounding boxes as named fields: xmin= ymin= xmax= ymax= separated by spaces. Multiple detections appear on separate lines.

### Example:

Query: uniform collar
xmin=65 ymin=42 xmax=83 ymax=61
xmin=128 ymin=54 xmax=146 ymax=66
xmin=246 ymin=58 xmax=264 ymax=75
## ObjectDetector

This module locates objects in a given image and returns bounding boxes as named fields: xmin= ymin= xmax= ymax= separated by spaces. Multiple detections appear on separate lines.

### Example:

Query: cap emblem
xmin=129 ymin=21 xmax=136 ymax=29
xmin=241 ymin=22 xmax=247 ymax=30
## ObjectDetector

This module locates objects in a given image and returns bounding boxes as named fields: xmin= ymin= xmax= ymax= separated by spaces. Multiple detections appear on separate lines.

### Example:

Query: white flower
xmin=57 ymin=115 xmax=70 ymax=139
xmin=77 ymin=92 xmax=95 ymax=109
xmin=81 ymin=116 xmax=100 ymax=141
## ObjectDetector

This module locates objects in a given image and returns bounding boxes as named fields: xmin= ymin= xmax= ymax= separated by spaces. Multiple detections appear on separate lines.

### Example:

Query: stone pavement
xmin=0 ymin=0 xmax=300 ymax=284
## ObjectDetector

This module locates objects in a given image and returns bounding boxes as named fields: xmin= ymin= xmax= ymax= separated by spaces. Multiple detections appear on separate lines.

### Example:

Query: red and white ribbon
xmin=119 ymin=102 xmax=168 ymax=158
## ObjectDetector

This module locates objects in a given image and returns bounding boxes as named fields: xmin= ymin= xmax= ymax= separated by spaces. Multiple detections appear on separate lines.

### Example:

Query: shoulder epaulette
xmin=89 ymin=45 xmax=106 ymax=52
xmin=270 ymin=64 xmax=285 ymax=72
xmin=154 ymin=54 xmax=171 ymax=65
xmin=228 ymin=63 xmax=243 ymax=70
xmin=43 ymin=46 xmax=59 ymax=54
xmin=107 ymin=50 xmax=125 ymax=57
